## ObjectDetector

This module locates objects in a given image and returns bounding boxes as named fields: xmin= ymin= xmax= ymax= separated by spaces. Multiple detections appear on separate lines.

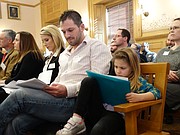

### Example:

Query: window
xmin=106 ymin=0 xmax=133 ymax=45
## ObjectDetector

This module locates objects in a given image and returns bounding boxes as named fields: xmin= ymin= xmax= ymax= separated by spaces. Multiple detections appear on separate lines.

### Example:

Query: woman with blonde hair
xmin=1 ymin=26 xmax=65 ymax=135
xmin=40 ymin=24 xmax=65 ymax=83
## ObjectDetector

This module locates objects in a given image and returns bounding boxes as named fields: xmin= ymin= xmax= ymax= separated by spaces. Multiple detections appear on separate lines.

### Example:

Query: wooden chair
xmin=114 ymin=62 xmax=170 ymax=135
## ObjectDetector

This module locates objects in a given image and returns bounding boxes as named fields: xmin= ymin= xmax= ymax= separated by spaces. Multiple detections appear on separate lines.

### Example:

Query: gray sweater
xmin=155 ymin=46 xmax=180 ymax=80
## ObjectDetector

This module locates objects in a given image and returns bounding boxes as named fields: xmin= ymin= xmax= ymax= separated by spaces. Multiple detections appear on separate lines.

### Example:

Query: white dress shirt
xmin=53 ymin=36 xmax=112 ymax=97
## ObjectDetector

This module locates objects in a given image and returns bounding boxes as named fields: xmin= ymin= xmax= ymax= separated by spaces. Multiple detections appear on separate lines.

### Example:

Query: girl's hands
xmin=126 ymin=92 xmax=142 ymax=103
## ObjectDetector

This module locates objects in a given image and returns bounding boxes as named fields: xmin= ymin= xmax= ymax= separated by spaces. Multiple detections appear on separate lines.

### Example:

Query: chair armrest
xmin=114 ymin=99 xmax=162 ymax=113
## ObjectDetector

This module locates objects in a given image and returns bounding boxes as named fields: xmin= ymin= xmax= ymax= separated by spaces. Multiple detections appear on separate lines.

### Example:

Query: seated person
xmin=56 ymin=48 xmax=161 ymax=135
xmin=0 ymin=10 xmax=112 ymax=135
xmin=155 ymin=18 xmax=180 ymax=124
xmin=140 ymin=42 xmax=157 ymax=62
xmin=39 ymin=24 xmax=65 ymax=84
xmin=166 ymin=33 xmax=175 ymax=48
xmin=131 ymin=43 xmax=148 ymax=63
xmin=0 ymin=29 xmax=18 ymax=80
xmin=0 ymin=31 xmax=45 ymax=102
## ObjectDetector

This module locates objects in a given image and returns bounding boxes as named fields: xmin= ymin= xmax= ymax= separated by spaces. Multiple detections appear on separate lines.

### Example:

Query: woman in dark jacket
xmin=0 ymin=31 xmax=44 ymax=102
xmin=4 ymin=31 xmax=44 ymax=84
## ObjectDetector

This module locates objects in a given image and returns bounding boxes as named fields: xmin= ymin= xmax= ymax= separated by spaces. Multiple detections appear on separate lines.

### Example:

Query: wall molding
xmin=0 ymin=0 xmax=40 ymax=7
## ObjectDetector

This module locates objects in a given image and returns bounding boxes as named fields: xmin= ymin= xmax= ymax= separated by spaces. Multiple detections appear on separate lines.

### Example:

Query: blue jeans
xmin=0 ymin=88 xmax=76 ymax=134
xmin=4 ymin=114 xmax=45 ymax=135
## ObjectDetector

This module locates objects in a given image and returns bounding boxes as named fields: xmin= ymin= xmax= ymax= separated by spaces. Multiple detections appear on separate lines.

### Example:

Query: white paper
xmin=16 ymin=78 xmax=48 ymax=90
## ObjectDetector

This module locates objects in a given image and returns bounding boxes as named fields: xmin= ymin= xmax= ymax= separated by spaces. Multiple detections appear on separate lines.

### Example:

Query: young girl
xmin=56 ymin=47 xmax=161 ymax=135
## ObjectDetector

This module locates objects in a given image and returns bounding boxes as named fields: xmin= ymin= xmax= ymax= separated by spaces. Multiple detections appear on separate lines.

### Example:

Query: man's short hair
xmin=59 ymin=10 xmax=82 ymax=27
xmin=2 ymin=29 xmax=16 ymax=41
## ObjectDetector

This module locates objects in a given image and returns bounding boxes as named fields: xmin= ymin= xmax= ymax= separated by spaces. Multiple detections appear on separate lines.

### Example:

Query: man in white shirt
xmin=0 ymin=10 xmax=112 ymax=134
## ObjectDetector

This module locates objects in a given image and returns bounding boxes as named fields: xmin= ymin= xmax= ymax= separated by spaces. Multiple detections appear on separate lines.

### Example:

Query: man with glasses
xmin=110 ymin=28 xmax=131 ymax=54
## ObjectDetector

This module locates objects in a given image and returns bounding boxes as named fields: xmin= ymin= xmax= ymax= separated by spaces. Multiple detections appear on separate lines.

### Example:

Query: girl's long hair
xmin=112 ymin=48 xmax=142 ymax=91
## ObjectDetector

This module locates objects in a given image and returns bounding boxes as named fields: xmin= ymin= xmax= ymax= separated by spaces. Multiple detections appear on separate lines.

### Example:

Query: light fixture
xmin=136 ymin=2 xmax=149 ymax=17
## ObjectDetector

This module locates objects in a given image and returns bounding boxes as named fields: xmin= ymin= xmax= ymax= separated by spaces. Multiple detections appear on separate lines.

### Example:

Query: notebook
xmin=86 ymin=70 xmax=130 ymax=106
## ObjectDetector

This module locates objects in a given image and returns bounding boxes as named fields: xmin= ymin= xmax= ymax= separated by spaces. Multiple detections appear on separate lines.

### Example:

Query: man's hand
xmin=168 ymin=70 xmax=179 ymax=82
xmin=43 ymin=83 xmax=67 ymax=97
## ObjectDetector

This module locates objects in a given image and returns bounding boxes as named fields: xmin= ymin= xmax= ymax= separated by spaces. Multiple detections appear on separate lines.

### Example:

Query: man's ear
xmin=7 ymin=38 xmax=13 ymax=43
xmin=123 ymin=36 xmax=128 ymax=42
xmin=80 ymin=23 xmax=85 ymax=31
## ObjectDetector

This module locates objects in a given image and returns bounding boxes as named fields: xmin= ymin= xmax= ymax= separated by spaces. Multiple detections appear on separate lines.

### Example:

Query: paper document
xmin=86 ymin=70 xmax=130 ymax=106
xmin=2 ymin=81 xmax=19 ymax=94
xmin=16 ymin=78 xmax=48 ymax=90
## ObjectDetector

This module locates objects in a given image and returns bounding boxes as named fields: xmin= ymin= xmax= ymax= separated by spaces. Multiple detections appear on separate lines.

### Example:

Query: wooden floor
xmin=163 ymin=110 xmax=180 ymax=135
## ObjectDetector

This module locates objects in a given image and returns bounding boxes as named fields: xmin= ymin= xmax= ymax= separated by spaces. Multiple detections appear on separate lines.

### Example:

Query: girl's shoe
xmin=56 ymin=116 xmax=86 ymax=135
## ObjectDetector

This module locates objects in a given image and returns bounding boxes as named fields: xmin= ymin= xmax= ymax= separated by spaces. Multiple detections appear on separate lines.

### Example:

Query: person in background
xmin=0 ymin=31 xmax=45 ymax=103
xmin=0 ymin=29 xmax=18 ymax=80
xmin=2 ymin=25 xmax=66 ymax=135
xmin=0 ymin=10 xmax=112 ymax=135
xmin=109 ymin=28 xmax=131 ymax=75
xmin=166 ymin=33 xmax=175 ymax=48
xmin=56 ymin=47 xmax=161 ymax=135
xmin=131 ymin=43 xmax=148 ymax=63
xmin=39 ymin=24 xmax=65 ymax=84
xmin=140 ymin=42 xmax=157 ymax=62
xmin=0 ymin=31 xmax=45 ymax=84
xmin=155 ymin=18 xmax=180 ymax=124
xmin=110 ymin=28 xmax=131 ymax=54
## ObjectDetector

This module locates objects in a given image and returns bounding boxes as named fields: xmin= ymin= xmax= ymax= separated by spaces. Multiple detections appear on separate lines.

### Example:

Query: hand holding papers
xmin=86 ymin=70 xmax=131 ymax=106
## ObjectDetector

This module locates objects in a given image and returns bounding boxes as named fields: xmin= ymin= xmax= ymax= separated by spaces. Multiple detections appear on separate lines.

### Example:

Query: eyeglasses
xmin=113 ymin=34 xmax=123 ymax=38
xmin=169 ymin=26 xmax=180 ymax=30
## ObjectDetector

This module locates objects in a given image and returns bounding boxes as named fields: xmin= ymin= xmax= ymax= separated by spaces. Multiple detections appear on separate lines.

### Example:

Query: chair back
xmin=139 ymin=62 xmax=169 ymax=133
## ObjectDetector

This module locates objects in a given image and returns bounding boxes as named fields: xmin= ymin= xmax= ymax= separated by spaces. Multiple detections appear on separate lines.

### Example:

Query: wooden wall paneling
xmin=40 ymin=0 xmax=68 ymax=26
xmin=140 ymin=38 xmax=167 ymax=53
xmin=93 ymin=4 xmax=106 ymax=42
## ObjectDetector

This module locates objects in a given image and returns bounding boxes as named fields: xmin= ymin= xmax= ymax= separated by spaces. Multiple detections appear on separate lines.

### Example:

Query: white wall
xmin=0 ymin=1 xmax=42 ymax=49
xmin=68 ymin=0 xmax=89 ymax=34
xmin=0 ymin=0 xmax=89 ymax=50
xmin=139 ymin=0 xmax=180 ymax=32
